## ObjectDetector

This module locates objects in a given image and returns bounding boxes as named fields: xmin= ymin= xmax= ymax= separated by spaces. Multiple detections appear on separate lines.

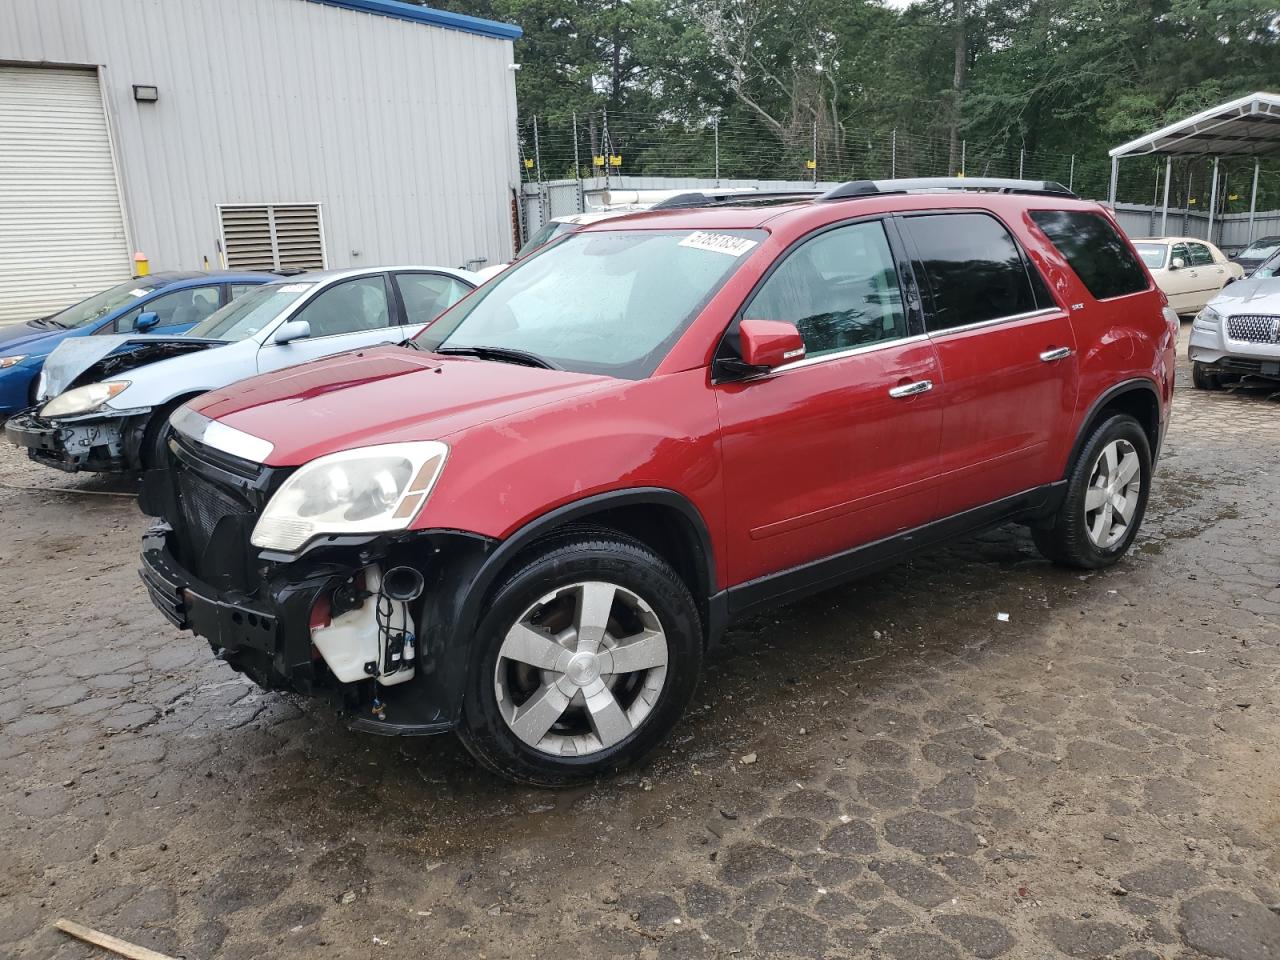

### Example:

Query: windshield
xmin=188 ymin=282 xmax=315 ymax=341
xmin=1134 ymin=243 xmax=1167 ymax=269
xmin=46 ymin=279 xmax=163 ymax=328
xmin=517 ymin=220 xmax=579 ymax=258
xmin=417 ymin=228 xmax=765 ymax=379
xmin=1240 ymin=239 xmax=1280 ymax=261
xmin=1254 ymin=252 xmax=1280 ymax=280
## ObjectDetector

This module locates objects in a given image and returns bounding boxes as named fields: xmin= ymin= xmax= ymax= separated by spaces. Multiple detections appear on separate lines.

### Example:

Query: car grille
xmin=176 ymin=468 xmax=248 ymax=556
xmin=1226 ymin=314 xmax=1280 ymax=344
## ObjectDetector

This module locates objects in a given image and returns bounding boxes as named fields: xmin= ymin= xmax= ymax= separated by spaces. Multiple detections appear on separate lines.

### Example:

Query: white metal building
xmin=0 ymin=0 xmax=521 ymax=325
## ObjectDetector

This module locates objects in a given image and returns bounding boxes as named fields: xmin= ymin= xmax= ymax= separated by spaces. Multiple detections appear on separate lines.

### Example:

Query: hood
xmin=0 ymin=319 xmax=66 ymax=355
xmin=41 ymin=334 xmax=225 ymax=398
xmin=1208 ymin=277 xmax=1280 ymax=314
xmin=191 ymin=346 xmax=614 ymax=467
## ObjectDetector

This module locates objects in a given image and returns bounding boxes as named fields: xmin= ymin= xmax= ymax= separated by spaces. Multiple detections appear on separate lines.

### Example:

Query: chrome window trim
xmin=751 ymin=332 xmax=931 ymax=377
xmin=925 ymin=306 xmax=1061 ymax=339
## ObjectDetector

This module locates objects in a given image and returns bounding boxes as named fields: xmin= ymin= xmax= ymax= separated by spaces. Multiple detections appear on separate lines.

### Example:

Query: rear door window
xmin=394 ymin=272 xmax=473 ymax=325
xmin=1030 ymin=210 xmax=1149 ymax=300
xmin=1187 ymin=242 xmax=1214 ymax=267
xmin=902 ymin=213 xmax=1039 ymax=332
xmin=742 ymin=220 xmax=907 ymax=358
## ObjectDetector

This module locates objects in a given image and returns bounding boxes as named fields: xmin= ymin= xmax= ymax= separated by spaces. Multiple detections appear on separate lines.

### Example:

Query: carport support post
xmin=1160 ymin=156 xmax=1172 ymax=235
xmin=1207 ymin=155 xmax=1219 ymax=243
xmin=891 ymin=128 xmax=897 ymax=179
xmin=1248 ymin=157 xmax=1260 ymax=243
xmin=1108 ymin=156 xmax=1118 ymax=204
xmin=572 ymin=112 xmax=584 ymax=213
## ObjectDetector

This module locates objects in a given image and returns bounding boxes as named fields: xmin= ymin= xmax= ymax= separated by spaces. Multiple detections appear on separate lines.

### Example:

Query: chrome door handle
xmin=888 ymin=379 xmax=933 ymax=398
xmin=1039 ymin=347 xmax=1073 ymax=362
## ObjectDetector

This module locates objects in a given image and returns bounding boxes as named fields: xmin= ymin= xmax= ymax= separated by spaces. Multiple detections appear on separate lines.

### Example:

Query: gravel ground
xmin=2 ymin=339 xmax=1278 ymax=960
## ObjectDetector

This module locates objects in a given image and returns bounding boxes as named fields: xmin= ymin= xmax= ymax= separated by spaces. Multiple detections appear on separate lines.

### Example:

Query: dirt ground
xmin=2 ymin=337 xmax=1278 ymax=960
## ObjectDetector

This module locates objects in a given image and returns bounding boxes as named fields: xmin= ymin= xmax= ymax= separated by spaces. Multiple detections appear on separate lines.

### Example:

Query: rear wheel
xmin=1191 ymin=361 xmax=1221 ymax=390
xmin=1032 ymin=414 xmax=1151 ymax=569
xmin=458 ymin=530 xmax=702 ymax=786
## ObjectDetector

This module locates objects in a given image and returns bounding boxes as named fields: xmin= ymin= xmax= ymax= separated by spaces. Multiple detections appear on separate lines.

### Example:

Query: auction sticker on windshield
xmin=678 ymin=232 xmax=758 ymax=257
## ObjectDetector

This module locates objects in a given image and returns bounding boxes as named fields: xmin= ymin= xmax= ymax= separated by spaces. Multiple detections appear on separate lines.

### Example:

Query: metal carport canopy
xmin=1107 ymin=92 xmax=1280 ymax=240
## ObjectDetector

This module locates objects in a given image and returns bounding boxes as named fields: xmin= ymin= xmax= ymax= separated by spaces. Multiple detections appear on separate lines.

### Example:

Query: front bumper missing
xmin=4 ymin=409 xmax=130 ymax=472
xmin=139 ymin=523 xmax=495 ymax=734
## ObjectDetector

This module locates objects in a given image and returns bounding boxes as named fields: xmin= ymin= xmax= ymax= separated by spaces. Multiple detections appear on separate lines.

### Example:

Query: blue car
xmin=0 ymin=271 xmax=276 ymax=417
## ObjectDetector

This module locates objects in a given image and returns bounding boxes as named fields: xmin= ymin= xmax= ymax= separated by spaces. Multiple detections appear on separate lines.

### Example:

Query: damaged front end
xmin=5 ymin=406 xmax=142 ymax=472
xmin=138 ymin=429 xmax=497 ymax=734
xmin=5 ymin=334 xmax=227 ymax=471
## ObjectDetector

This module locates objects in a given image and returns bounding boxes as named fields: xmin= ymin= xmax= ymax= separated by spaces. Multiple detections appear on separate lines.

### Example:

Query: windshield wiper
xmin=435 ymin=345 xmax=559 ymax=370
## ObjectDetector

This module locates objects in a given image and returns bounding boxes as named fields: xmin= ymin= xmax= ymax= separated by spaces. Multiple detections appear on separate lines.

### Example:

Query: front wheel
xmin=1032 ymin=414 xmax=1151 ymax=570
xmin=1191 ymin=361 xmax=1221 ymax=391
xmin=457 ymin=530 xmax=703 ymax=786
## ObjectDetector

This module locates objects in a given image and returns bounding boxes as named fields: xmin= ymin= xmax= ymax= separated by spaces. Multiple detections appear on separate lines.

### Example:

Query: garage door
xmin=0 ymin=66 xmax=131 ymax=326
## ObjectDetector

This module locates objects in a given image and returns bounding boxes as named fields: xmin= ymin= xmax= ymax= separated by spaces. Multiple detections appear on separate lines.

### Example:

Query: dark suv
xmin=139 ymin=178 xmax=1176 ymax=784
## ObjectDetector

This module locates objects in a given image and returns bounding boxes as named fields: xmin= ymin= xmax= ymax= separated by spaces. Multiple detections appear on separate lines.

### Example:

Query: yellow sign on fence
xmin=593 ymin=155 xmax=605 ymax=167
xmin=805 ymin=159 xmax=816 ymax=170
xmin=610 ymin=155 xmax=623 ymax=167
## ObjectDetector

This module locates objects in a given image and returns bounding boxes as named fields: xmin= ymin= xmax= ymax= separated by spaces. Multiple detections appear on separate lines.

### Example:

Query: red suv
xmin=140 ymin=178 xmax=1176 ymax=784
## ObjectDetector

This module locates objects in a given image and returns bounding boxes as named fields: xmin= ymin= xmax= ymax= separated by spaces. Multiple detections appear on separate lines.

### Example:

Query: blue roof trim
xmin=307 ymin=0 xmax=522 ymax=40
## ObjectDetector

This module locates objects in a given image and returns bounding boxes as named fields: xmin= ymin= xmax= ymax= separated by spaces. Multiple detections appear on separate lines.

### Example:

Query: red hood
xmin=191 ymin=347 xmax=614 ymax=466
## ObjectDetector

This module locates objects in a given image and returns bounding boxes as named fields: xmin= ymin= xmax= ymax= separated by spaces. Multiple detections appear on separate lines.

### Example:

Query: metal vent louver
xmin=220 ymin=204 xmax=325 ymax=273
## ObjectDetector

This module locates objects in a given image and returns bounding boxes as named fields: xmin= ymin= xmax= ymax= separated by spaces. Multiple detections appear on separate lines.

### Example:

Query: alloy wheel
xmin=494 ymin=581 xmax=669 ymax=757
xmin=1084 ymin=438 xmax=1142 ymax=549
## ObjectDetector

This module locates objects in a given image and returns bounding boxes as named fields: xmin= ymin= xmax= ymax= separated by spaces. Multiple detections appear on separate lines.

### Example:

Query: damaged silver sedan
xmin=4 ymin=266 xmax=477 ymax=472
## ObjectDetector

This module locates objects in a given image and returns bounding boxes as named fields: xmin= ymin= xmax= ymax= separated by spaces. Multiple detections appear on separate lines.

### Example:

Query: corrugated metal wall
xmin=0 ymin=0 xmax=520 ymax=275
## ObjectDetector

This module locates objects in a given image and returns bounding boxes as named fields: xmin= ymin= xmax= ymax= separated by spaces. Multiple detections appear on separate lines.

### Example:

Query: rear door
xmin=256 ymin=274 xmax=399 ymax=374
xmin=714 ymin=217 xmax=944 ymax=585
xmin=899 ymin=211 xmax=1076 ymax=517
xmin=1186 ymin=241 xmax=1226 ymax=309
xmin=1163 ymin=242 xmax=1200 ymax=313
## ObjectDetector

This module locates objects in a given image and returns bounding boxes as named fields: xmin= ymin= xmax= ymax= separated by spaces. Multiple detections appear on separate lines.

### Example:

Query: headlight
xmin=0 ymin=355 xmax=27 ymax=370
xmin=39 ymin=381 xmax=130 ymax=418
xmin=1193 ymin=306 xmax=1220 ymax=330
xmin=251 ymin=441 xmax=449 ymax=552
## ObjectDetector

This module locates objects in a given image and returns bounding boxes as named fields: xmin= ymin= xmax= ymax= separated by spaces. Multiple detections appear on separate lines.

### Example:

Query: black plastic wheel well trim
xmin=1066 ymin=378 xmax=1162 ymax=472
xmin=456 ymin=487 xmax=718 ymax=633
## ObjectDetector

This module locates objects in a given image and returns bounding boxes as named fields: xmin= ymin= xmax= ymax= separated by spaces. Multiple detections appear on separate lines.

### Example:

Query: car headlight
xmin=39 ymin=381 xmax=130 ymax=418
xmin=0 ymin=355 xmax=27 ymax=370
xmin=251 ymin=441 xmax=449 ymax=552
xmin=1193 ymin=306 xmax=1220 ymax=330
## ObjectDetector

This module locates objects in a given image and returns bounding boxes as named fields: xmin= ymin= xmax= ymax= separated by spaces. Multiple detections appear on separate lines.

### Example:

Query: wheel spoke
xmin=1090 ymin=503 xmax=1111 ymax=543
xmin=508 ymin=681 xmax=571 ymax=746
xmin=582 ymin=678 xmax=632 ymax=747
xmin=1115 ymin=488 xmax=1138 ymax=524
xmin=1116 ymin=451 xmax=1140 ymax=485
xmin=500 ymin=622 xmax=568 ymax=672
xmin=575 ymin=582 xmax=616 ymax=647
xmin=1084 ymin=486 xmax=1108 ymax=510
xmin=1102 ymin=442 xmax=1119 ymax=477
xmin=605 ymin=628 xmax=668 ymax=674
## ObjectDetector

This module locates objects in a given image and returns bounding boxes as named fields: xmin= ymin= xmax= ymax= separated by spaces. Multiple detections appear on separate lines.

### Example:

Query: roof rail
xmin=651 ymin=190 xmax=823 ymax=210
xmin=821 ymin=177 xmax=1077 ymax=201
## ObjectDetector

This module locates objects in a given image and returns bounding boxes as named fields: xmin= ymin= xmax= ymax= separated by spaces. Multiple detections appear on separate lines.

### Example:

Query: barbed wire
xmin=516 ymin=110 xmax=1280 ymax=210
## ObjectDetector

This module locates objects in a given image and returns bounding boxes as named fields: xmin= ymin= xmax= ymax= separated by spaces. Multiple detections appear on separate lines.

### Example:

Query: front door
xmin=899 ymin=211 xmax=1078 ymax=516
xmin=714 ymin=218 xmax=944 ymax=586
xmin=257 ymin=273 xmax=400 ymax=374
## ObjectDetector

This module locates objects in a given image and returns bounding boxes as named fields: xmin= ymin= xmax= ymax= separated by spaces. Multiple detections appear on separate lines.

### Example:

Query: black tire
xmin=1032 ymin=414 xmax=1152 ymax=570
xmin=138 ymin=397 xmax=194 ymax=471
xmin=1191 ymin=361 xmax=1221 ymax=391
xmin=457 ymin=528 xmax=703 ymax=786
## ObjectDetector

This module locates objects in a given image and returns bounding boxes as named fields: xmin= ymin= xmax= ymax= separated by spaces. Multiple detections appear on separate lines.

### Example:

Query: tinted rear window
xmin=903 ymin=213 xmax=1040 ymax=332
xmin=1030 ymin=210 xmax=1149 ymax=300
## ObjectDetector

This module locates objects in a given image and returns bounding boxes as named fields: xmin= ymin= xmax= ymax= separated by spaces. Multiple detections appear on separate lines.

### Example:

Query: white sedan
xmin=7 ymin=266 xmax=476 ymax=473
xmin=1131 ymin=237 xmax=1244 ymax=316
